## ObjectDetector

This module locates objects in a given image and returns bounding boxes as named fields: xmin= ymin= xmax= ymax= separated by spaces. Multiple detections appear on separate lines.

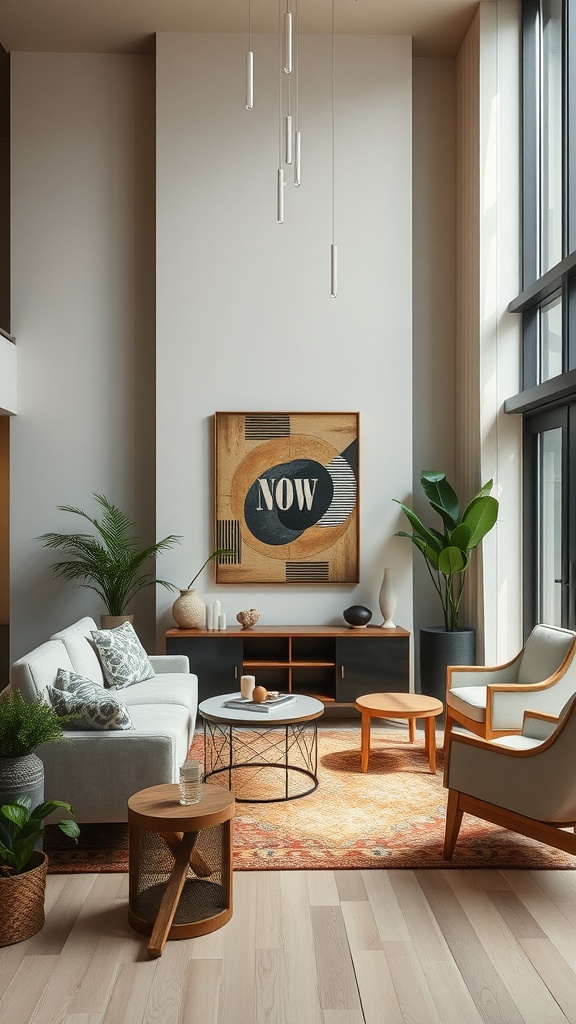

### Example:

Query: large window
xmin=506 ymin=0 xmax=576 ymax=632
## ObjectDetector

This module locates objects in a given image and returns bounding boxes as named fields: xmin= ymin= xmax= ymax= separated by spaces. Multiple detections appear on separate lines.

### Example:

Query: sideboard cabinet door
xmin=335 ymin=636 xmax=409 ymax=703
xmin=166 ymin=636 xmax=242 ymax=702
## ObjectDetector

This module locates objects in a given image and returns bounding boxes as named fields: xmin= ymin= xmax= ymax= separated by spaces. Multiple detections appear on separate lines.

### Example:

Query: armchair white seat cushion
xmin=443 ymin=698 xmax=576 ymax=859
xmin=445 ymin=623 xmax=576 ymax=743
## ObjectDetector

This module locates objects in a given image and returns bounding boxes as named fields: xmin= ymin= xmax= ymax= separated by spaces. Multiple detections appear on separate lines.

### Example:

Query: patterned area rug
xmin=45 ymin=727 xmax=576 ymax=872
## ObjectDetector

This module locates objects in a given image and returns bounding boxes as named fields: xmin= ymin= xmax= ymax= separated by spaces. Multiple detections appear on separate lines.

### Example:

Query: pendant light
xmin=246 ymin=0 xmax=254 ymax=109
xmin=293 ymin=0 xmax=301 ymax=186
xmin=330 ymin=0 xmax=337 ymax=297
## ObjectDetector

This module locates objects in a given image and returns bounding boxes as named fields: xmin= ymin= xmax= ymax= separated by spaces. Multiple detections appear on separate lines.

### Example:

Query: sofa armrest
xmin=150 ymin=654 xmax=190 ymax=674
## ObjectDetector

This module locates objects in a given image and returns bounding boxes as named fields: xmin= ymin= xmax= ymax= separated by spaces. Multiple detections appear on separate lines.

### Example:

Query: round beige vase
xmin=172 ymin=589 xmax=206 ymax=629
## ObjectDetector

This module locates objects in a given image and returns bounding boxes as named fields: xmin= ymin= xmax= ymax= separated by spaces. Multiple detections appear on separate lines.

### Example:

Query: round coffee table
xmin=199 ymin=693 xmax=325 ymax=802
xmin=354 ymin=692 xmax=443 ymax=774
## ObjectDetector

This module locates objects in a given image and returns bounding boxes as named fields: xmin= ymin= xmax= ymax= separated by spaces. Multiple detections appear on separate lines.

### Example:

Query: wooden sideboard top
xmin=166 ymin=624 xmax=410 ymax=638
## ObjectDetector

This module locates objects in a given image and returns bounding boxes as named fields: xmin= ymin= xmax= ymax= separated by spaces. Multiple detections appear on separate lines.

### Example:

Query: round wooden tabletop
xmin=354 ymin=692 xmax=443 ymax=718
xmin=127 ymin=782 xmax=234 ymax=831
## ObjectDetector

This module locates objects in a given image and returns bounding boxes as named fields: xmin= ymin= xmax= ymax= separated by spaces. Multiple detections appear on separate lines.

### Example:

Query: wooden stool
xmin=354 ymin=692 xmax=444 ymax=773
xmin=128 ymin=783 xmax=234 ymax=958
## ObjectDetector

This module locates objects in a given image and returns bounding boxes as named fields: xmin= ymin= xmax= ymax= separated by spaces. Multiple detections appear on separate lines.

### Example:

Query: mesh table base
xmin=203 ymin=719 xmax=319 ymax=802
xmin=132 ymin=828 xmax=226 ymax=925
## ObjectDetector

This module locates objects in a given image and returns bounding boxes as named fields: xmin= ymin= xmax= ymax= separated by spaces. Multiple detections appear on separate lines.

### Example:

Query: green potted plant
xmin=394 ymin=471 xmax=499 ymax=699
xmin=38 ymin=493 xmax=181 ymax=627
xmin=0 ymin=691 xmax=73 ymax=811
xmin=0 ymin=794 xmax=79 ymax=946
xmin=172 ymin=548 xmax=236 ymax=629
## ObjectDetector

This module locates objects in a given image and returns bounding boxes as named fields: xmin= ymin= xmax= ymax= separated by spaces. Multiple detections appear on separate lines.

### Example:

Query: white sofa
xmin=8 ymin=617 xmax=198 ymax=823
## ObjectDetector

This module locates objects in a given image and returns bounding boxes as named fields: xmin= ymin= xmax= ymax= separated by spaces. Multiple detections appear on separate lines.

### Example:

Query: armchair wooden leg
xmin=443 ymin=711 xmax=454 ymax=751
xmin=443 ymin=789 xmax=463 ymax=860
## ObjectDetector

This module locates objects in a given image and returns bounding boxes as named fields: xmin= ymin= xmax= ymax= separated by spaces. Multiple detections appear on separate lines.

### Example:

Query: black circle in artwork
xmin=244 ymin=459 xmax=334 ymax=546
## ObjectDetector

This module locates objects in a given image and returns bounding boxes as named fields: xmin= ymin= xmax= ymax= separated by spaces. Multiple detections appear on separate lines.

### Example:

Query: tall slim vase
xmin=378 ymin=568 xmax=397 ymax=628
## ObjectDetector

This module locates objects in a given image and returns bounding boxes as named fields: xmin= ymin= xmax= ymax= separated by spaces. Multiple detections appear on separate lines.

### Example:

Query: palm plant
xmin=39 ymin=493 xmax=181 ymax=616
xmin=394 ymin=471 xmax=499 ymax=631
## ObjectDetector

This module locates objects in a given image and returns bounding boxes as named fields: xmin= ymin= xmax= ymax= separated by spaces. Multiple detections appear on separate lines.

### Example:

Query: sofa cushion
xmin=119 ymin=674 xmax=198 ymax=715
xmin=446 ymin=685 xmax=488 ymax=723
xmin=47 ymin=674 xmax=134 ymax=731
xmin=91 ymin=621 xmax=155 ymax=689
xmin=50 ymin=617 xmax=105 ymax=686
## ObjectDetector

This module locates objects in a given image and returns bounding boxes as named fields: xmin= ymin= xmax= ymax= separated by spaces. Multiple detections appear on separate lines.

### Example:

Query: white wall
xmin=0 ymin=336 xmax=17 ymax=414
xmin=10 ymin=53 xmax=156 ymax=659
xmin=412 ymin=57 xmax=457 ymax=647
xmin=155 ymin=33 xmax=414 ymax=640
xmin=456 ymin=2 xmax=522 ymax=662
xmin=8 ymin=36 xmax=462 ymax=669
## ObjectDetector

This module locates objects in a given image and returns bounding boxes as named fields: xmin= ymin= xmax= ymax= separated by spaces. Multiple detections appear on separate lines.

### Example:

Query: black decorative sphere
xmin=343 ymin=605 xmax=372 ymax=628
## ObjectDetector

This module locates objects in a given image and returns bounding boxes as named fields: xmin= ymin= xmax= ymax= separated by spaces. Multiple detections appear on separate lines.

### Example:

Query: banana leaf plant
xmin=0 ymin=795 xmax=79 ymax=876
xmin=394 ymin=471 xmax=499 ymax=631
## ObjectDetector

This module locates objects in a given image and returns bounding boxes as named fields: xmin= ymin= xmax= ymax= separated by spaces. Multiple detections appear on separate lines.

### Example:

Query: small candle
xmin=218 ymin=613 xmax=226 ymax=631
xmin=212 ymin=600 xmax=221 ymax=629
xmin=240 ymin=674 xmax=256 ymax=699
xmin=205 ymin=605 xmax=213 ymax=631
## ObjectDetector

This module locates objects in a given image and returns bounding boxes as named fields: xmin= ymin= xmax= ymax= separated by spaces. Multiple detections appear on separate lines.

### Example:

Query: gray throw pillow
xmin=90 ymin=621 xmax=155 ymax=689
xmin=47 ymin=670 xmax=133 ymax=730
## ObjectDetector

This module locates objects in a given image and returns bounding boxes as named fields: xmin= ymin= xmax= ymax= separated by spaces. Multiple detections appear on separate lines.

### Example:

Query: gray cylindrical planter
xmin=419 ymin=627 xmax=476 ymax=702
xmin=0 ymin=753 xmax=45 ymax=810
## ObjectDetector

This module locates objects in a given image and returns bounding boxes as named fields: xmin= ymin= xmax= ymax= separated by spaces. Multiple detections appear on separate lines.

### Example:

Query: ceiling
xmin=0 ymin=0 xmax=482 ymax=59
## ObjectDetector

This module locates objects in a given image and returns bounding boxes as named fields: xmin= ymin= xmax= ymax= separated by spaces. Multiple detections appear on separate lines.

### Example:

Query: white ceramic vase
xmin=172 ymin=589 xmax=206 ymax=630
xmin=378 ymin=568 xmax=397 ymax=628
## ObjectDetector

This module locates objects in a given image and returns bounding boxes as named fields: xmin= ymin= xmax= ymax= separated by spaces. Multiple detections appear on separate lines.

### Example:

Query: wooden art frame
xmin=214 ymin=412 xmax=359 ymax=584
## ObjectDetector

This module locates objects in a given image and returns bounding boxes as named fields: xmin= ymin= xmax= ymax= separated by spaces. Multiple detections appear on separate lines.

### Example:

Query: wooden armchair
xmin=444 ymin=623 xmax=576 ymax=746
xmin=443 ymin=696 xmax=576 ymax=860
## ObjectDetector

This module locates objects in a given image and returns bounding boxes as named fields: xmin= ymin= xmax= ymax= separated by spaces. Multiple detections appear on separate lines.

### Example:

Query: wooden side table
xmin=355 ymin=692 xmax=443 ymax=774
xmin=128 ymin=783 xmax=234 ymax=958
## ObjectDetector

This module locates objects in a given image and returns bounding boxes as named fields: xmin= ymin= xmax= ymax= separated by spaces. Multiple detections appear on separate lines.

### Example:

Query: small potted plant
xmin=0 ymin=691 xmax=72 ymax=810
xmin=0 ymin=795 xmax=79 ymax=946
xmin=38 ymin=493 xmax=181 ymax=627
xmin=394 ymin=471 xmax=499 ymax=698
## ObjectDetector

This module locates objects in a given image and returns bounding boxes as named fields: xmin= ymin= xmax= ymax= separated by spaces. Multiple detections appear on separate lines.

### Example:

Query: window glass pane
xmin=540 ymin=0 xmax=563 ymax=272
xmin=538 ymin=426 xmax=563 ymax=625
xmin=539 ymin=292 xmax=562 ymax=381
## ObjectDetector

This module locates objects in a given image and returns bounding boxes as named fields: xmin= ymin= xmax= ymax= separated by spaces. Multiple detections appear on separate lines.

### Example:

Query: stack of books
xmin=222 ymin=693 xmax=296 ymax=714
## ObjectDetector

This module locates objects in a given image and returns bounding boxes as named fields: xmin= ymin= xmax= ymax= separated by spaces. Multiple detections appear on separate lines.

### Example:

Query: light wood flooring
xmin=2 ymin=866 xmax=576 ymax=1023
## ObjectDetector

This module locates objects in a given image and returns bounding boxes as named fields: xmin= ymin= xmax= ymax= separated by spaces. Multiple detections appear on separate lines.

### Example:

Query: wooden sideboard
xmin=165 ymin=625 xmax=410 ymax=709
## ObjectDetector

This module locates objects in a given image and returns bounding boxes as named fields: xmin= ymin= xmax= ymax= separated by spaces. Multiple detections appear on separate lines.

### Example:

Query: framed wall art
xmin=214 ymin=411 xmax=359 ymax=584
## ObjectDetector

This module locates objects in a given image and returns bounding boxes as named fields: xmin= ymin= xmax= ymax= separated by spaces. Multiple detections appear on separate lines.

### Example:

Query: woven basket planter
xmin=0 ymin=851 xmax=48 ymax=947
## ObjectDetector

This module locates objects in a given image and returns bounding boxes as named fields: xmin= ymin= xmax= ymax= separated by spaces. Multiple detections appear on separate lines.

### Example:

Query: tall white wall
xmin=8 ymin=37 xmax=461 ymax=668
xmin=10 ymin=53 xmax=156 ymax=659
xmin=411 ymin=57 xmax=457 ymax=672
xmin=155 ymin=33 xmax=414 ymax=639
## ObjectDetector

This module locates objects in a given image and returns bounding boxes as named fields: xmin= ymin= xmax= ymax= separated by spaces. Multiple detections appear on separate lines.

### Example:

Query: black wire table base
xmin=202 ymin=718 xmax=319 ymax=803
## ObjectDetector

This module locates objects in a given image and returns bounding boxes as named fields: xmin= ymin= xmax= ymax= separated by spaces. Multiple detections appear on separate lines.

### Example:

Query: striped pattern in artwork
xmin=317 ymin=455 xmax=357 ymax=528
xmin=245 ymin=414 xmax=291 ymax=439
xmin=285 ymin=562 xmax=330 ymax=582
xmin=216 ymin=520 xmax=241 ymax=562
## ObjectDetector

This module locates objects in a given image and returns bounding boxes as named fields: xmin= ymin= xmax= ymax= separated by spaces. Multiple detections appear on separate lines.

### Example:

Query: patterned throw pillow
xmin=47 ymin=670 xmax=133 ymax=730
xmin=90 ymin=621 xmax=155 ymax=689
